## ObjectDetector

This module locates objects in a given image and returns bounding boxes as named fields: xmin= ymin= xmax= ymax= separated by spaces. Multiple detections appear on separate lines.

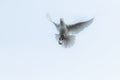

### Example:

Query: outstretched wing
xmin=51 ymin=22 xmax=60 ymax=31
xmin=46 ymin=13 xmax=60 ymax=31
xmin=67 ymin=18 xmax=94 ymax=34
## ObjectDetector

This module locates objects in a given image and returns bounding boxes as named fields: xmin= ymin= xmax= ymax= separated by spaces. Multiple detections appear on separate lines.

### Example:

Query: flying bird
xmin=47 ymin=15 xmax=94 ymax=48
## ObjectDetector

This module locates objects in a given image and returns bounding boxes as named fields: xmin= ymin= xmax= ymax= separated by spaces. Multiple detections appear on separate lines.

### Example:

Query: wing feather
xmin=52 ymin=22 xmax=60 ymax=31
xmin=67 ymin=18 xmax=94 ymax=34
xmin=46 ymin=13 xmax=60 ymax=31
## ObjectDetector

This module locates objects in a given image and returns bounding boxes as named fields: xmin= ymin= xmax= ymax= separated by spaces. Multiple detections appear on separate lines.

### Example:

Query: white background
xmin=0 ymin=0 xmax=120 ymax=80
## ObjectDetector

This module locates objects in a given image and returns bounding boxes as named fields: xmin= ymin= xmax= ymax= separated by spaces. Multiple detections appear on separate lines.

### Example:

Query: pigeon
xmin=47 ymin=14 xmax=94 ymax=48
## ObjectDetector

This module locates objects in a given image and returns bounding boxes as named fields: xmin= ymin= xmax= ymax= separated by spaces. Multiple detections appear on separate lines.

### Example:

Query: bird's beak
xmin=58 ymin=40 xmax=62 ymax=45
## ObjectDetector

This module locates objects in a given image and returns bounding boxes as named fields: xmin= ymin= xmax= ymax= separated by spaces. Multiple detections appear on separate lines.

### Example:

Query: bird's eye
xmin=59 ymin=37 xmax=61 ymax=40
xmin=60 ymin=35 xmax=64 ymax=40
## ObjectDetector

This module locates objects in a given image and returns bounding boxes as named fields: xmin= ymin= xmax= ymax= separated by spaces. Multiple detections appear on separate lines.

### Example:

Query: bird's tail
xmin=55 ymin=34 xmax=76 ymax=48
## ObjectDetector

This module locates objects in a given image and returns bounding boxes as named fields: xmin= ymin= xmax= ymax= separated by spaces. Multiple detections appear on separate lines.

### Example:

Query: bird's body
xmin=47 ymin=15 xmax=94 ymax=48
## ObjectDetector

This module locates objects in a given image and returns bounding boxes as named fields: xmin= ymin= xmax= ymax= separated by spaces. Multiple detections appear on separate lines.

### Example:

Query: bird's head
xmin=58 ymin=34 xmax=65 ymax=45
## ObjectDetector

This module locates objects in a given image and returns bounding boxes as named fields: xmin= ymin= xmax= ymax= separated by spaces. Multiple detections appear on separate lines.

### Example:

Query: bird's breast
xmin=59 ymin=27 xmax=68 ymax=35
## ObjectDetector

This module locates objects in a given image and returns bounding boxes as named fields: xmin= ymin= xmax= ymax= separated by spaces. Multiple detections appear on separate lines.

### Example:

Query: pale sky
xmin=0 ymin=0 xmax=120 ymax=80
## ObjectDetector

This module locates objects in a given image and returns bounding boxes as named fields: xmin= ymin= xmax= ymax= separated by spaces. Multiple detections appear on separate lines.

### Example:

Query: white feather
xmin=62 ymin=35 xmax=75 ymax=48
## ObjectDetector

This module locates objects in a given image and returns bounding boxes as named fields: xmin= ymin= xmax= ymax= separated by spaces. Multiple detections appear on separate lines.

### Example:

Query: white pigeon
xmin=47 ymin=15 xmax=94 ymax=48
